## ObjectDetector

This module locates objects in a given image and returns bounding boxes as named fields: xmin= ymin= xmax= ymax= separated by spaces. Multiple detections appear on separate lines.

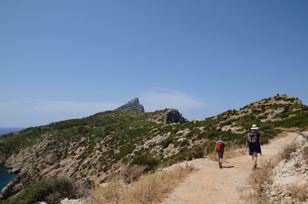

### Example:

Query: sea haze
xmin=0 ymin=128 xmax=23 ymax=136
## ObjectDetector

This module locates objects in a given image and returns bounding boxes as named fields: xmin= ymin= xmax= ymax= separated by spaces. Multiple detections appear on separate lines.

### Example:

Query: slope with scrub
xmin=0 ymin=94 xmax=307 ymax=201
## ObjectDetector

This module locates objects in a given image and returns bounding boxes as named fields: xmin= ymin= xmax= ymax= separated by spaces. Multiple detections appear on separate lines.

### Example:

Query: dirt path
xmin=161 ymin=132 xmax=299 ymax=204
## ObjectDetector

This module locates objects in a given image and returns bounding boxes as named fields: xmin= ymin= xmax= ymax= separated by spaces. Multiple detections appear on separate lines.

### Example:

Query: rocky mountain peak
xmin=114 ymin=97 xmax=145 ymax=112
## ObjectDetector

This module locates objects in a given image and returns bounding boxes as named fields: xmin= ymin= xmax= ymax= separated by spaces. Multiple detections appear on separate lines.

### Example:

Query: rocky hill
xmin=0 ymin=94 xmax=307 ymax=200
xmin=114 ymin=97 xmax=145 ymax=112
xmin=212 ymin=94 xmax=304 ymax=133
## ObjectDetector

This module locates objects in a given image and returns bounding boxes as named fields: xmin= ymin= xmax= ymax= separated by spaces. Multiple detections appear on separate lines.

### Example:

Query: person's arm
xmin=259 ymin=133 xmax=261 ymax=145
xmin=259 ymin=133 xmax=262 ymax=155
xmin=246 ymin=134 xmax=248 ymax=149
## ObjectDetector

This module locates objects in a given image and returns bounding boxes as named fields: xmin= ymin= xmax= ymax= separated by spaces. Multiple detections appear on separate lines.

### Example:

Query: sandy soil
xmin=160 ymin=132 xmax=299 ymax=204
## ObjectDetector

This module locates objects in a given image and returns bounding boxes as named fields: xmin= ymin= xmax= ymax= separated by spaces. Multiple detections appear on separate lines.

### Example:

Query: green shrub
xmin=131 ymin=152 xmax=159 ymax=171
xmin=3 ymin=178 xmax=78 ymax=204
xmin=161 ymin=136 xmax=175 ymax=148
xmin=272 ymin=111 xmax=308 ymax=128
xmin=179 ymin=139 xmax=189 ymax=147
xmin=116 ymin=143 xmax=135 ymax=160
xmin=189 ymin=145 xmax=205 ymax=159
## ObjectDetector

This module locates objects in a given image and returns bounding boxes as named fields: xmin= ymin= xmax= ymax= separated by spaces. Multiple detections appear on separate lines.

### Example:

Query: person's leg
xmin=252 ymin=153 xmax=257 ymax=170
xmin=251 ymin=156 xmax=254 ymax=170
xmin=217 ymin=153 xmax=222 ymax=168
xmin=220 ymin=152 xmax=223 ymax=167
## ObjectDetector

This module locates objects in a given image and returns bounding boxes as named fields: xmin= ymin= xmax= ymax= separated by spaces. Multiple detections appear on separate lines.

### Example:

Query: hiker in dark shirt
xmin=215 ymin=135 xmax=225 ymax=169
xmin=246 ymin=124 xmax=262 ymax=170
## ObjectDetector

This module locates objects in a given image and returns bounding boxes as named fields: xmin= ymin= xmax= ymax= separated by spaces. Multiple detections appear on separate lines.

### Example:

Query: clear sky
xmin=0 ymin=0 xmax=307 ymax=127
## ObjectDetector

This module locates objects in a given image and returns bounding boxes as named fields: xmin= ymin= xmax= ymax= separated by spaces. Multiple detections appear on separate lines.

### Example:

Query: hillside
xmin=0 ymin=94 xmax=307 ymax=201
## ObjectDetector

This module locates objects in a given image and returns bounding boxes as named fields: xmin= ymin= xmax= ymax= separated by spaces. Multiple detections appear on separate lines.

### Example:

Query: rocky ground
xmin=265 ymin=131 xmax=308 ymax=203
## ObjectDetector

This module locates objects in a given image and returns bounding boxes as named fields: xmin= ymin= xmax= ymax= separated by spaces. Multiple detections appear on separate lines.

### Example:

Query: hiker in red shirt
xmin=215 ymin=135 xmax=225 ymax=169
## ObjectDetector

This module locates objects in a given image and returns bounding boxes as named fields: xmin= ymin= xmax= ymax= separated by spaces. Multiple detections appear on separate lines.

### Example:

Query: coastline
xmin=0 ymin=164 xmax=16 ymax=192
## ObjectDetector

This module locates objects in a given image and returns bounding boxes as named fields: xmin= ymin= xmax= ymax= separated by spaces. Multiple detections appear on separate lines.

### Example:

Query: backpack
xmin=216 ymin=140 xmax=223 ymax=152
xmin=248 ymin=132 xmax=259 ymax=144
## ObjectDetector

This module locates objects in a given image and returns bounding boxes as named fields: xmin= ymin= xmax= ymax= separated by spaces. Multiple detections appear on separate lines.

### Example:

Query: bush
xmin=281 ymin=144 xmax=297 ymax=160
xmin=161 ymin=136 xmax=175 ymax=148
xmin=116 ymin=143 xmax=135 ymax=160
xmin=272 ymin=110 xmax=308 ymax=128
xmin=131 ymin=152 xmax=159 ymax=171
xmin=121 ymin=165 xmax=146 ymax=183
xmin=260 ymin=124 xmax=278 ymax=144
xmin=189 ymin=145 xmax=205 ymax=159
xmin=3 ymin=178 xmax=79 ymax=204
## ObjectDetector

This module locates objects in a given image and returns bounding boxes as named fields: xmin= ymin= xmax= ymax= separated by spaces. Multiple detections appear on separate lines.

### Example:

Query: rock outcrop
xmin=265 ymin=131 xmax=308 ymax=203
xmin=114 ymin=98 xmax=145 ymax=112
xmin=164 ymin=109 xmax=187 ymax=124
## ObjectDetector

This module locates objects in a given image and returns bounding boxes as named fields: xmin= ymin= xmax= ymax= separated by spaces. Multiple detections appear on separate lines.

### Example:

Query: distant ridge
xmin=0 ymin=128 xmax=23 ymax=136
xmin=114 ymin=97 xmax=145 ymax=112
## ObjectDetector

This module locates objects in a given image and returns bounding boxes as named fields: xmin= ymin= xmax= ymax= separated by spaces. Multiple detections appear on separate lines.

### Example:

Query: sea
xmin=0 ymin=164 xmax=16 ymax=191
xmin=0 ymin=128 xmax=22 ymax=191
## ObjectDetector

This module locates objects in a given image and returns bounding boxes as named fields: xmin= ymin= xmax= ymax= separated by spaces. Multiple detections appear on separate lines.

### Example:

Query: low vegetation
xmin=245 ymin=142 xmax=298 ymax=204
xmin=88 ymin=165 xmax=195 ymax=204
xmin=246 ymin=159 xmax=279 ymax=204
xmin=0 ymin=94 xmax=307 ymax=200
xmin=2 ymin=178 xmax=82 ymax=204
xmin=286 ymin=184 xmax=308 ymax=202
xmin=304 ymin=146 xmax=308 ymax=165
xmin=281 ymin=144 xmax=297 ymax=160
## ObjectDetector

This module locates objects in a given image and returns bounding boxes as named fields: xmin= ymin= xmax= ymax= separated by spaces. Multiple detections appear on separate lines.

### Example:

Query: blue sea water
xmin=0 ymin=128 xmax=21 ymax=190
xmin=0 ymin=164 xmax=16 ymax=191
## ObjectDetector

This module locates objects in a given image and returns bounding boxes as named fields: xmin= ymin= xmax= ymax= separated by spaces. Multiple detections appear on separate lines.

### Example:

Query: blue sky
xmin=0 ymin=0 xmax=307 ymax=127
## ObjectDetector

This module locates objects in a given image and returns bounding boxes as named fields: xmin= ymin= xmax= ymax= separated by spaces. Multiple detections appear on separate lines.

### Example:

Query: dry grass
xmin=90 ymin=180 xmax=123 ymax=204
xmin=244 ymin=158 xmax=281 ymax=204
xmin=303 ymin=146 xmax=308 ymax=165
xmin=246 ymin=157 xmax=280 ymax=202
xmin=208 ymin=146 xmax=246 ymax=161
xmin=277 ymin=131 xmax=289 ymax=138
xmin=121 ymin=165 xmax=146 ymax=184
xmin=286 ymin=184 xmax=308 ymax=202
xmin=224 ymin=147 xmax=246 ymax=159
xmin=281 ymin=143 xmax=297 ymax=160
xmin=89 ymin=165 xmax=194 ymax=204
xmin=244 ymin=141 xmax=298 ymax=204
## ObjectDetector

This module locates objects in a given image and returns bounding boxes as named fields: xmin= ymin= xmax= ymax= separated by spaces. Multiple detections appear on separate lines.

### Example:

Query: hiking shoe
xmin=219 ymin=163 xmax=222 ymax=169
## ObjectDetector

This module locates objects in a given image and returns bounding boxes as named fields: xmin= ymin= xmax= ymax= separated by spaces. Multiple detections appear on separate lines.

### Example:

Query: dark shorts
xmin=248 ymin=143 xmax=261 ymax=156
xmin=217 ymin=151 xmax=224 ymax=159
